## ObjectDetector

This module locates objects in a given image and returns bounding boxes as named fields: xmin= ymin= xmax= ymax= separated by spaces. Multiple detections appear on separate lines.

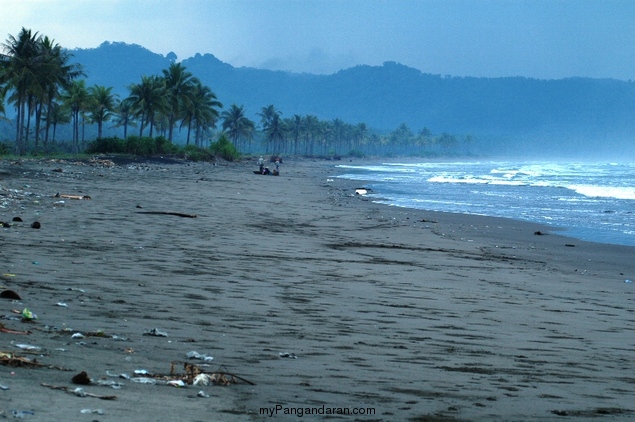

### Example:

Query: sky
xmin=1 ymin=0 xmax=634 ymax=81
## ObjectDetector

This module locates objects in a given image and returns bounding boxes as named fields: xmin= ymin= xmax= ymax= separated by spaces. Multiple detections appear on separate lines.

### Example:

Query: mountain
xmin=68 ymin=42 xmax=635 ymax=155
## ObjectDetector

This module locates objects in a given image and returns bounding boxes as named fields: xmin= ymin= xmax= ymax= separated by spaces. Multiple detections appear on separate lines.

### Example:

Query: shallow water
xmin=337 ymin=160 xmax=635 ymax=246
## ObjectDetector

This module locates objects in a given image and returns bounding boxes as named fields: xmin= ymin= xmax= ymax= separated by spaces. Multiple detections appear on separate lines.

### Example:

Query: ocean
xmin=336 ymin=160 xmax=635 ymax=247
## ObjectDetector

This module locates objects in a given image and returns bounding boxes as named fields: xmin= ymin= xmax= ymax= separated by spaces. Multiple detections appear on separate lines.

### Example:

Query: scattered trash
xmin=279 ymin=352 xmax=297 ymax=359
xmin=626 ymin=279 xmax=633 ymax=283
xmin=134 ymin=369 xmax=150 ymax=375
xmin=71 ymin=333 xmax=85 ymax=339
xmin=355 ymin=188 xmax=368 ymax=195
xmin=131 ymin=377 xmax=156 ymax=385
xmin=0 ymin=384 xmax=9 ymax=390
xmin=167 ymin=380 xmax=186 ymax=388
xmin=67 ymin=287 xmax=85 ymax=293
xmin=30 ymin=222 xmax=40 ymax=229
xmin=11 ymin=410 xmax=34 ymax=419
xmin=197 ymin=390 xmax=210 ymax=398
xmin=14 ymin=344 xmax=41 ymax=351
xmin=95 ymin=379 xmax=123 ymax=389
xmin=193 ymin=374 xmax=212 ymax=386
xmin=186 ymin=351 xmax=214 ymax=362
xmin=56 ymin=302 xmax=68 ymax=308
xmin=21 ymin=308 xmax=37 ymax=321
xmin=80 ymin=409 xmax=104 ymax=415
xmin=0 ymin=290 xmax=21 ymax=300
xmin=144 ymin=328 xmax=168 ymax=337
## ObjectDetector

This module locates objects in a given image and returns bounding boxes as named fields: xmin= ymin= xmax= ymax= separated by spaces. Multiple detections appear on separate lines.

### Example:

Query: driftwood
xmin=54 ymin=193 xmax=91 ymax=200
xmin=136 ymin=211 xmax=197 ymax=218
xmin=0 ymin=323 xmax=30 ymax=335
xmin=41 ymin=383 xmax=117 ymax=400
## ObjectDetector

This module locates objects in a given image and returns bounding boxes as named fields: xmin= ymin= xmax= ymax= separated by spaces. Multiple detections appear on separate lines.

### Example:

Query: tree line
xmin=0 ymin=28 xmax=473 ymax=157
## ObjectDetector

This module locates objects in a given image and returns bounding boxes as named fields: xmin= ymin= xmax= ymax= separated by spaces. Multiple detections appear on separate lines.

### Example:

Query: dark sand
xmin=1 ymin=157 xmax=634 ymax=421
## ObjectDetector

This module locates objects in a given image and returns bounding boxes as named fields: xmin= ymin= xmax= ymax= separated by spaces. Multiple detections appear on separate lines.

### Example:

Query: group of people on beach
xmin=257 ymin=156 xmax=281 ymax=176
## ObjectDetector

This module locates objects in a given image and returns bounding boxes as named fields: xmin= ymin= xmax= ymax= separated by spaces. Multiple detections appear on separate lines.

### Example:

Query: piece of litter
xmin=134 ymin=369 xmax=149 ymax=375
xmin=167 ymin=380 xmax=186 ymax=388
xmin=80 ymin=409 xmax=104 ymax=415
xmin=15 ymin=344 xmax=42 ymax=351
xmin=0 ymin=384 xmax=9 ymax=390
xmin=56 ymin=302 xmax=68 ymax=307
xmin=193 ymin=374 xmax=211 ymax=386
xmin=131 ymin=377 xmax=156 ymax=385
xmin=71 ymin=333 xmax=85 ymax=339
xmin=21 ymin=308 xmax=36 ymax=320
xmin=186 ymin=351 xmax=214 ymax=361
xmin=625 ymin=279 xmax=632 ymax=283
xmin=73 ymin=387 xmax=87 ymax=397
xmin=143 ymin=328 xmax=168 ymax=337
xmin=197 ymin=390 xmax=210 ymax=398
xmin=279 ymin=352 xmax=297 ymax=359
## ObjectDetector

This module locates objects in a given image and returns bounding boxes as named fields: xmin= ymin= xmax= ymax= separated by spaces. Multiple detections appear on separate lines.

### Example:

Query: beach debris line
xmin=136 ymin=211 xmax=197 ymax=218
xmin=1 ymin=351 xmax=69 ymax=370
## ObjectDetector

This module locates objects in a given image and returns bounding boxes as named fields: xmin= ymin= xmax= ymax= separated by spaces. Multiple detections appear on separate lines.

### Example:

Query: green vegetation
xmin=0 ymin=27 xmax=475 ymax=159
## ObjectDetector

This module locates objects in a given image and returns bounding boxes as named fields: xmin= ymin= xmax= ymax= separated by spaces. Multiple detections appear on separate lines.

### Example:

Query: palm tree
xmin=221 ymin=104 xmax=254 ymax=149
xmin=162 ymin=63 xmax=197 ymax=141
xmin=127 ymin=75 xmax=166 ymax=137
xmin=111 ymin=97 xmax=136 ymax=139
xmin=263 ymin=112 xmax=286 ymax=154
xmin=0 ymin=28 xmax=40 ymax=154
xmin=181 ymin=81 xmax=222 ymax=146
xmin=88 ymin=85 xmax=117 ymax=138
xmin=61 ymin=79 xmax=92 ymax=153
xmin=38 ymin=36 xmax=82 ymax=150
xmin=285 ymin=114 xmax=303 ymax=155
xmin=45 ymin=101 xmax=70 ymax=145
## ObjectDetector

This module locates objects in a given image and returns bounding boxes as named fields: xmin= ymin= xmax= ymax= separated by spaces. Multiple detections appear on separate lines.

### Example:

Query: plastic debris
xmin=193 ymin=374 xmax=211 ymax=386
xmin=21 ymin=308 xmax=37 ymax=321
xmin=133 ymin=369 xmax=149 ymax=375
xmin=71 ymin=333 xmax=85 ymax=339
xmin=167 ymin=380 xmax=186 ymax=387
xmin=11 ymin=410 xmax=34 ymax=419
xmin=279 ymin=352 xmax=297 ymax=359
xmin=14 ymin=344 xmax=42 ymax=351
xmin=625 ymin=279 xmax=632 ymax=283
xmin=80 ymin=409 xmax=104 ymax=415
xmin=56 ymin=302 xmax=68 ymax=307
xmin=197 ymin=390 xmax=210 ymax=398
xmin=131 ymin=377 xmax=156 ymax=384
xmin=186 ymin=351 xmax=214 ymax=362
xmin=143 ymin=328 xmax=168 ymax=337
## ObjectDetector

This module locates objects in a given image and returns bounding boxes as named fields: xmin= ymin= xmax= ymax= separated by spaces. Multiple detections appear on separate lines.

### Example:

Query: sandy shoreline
xmin=1 ymin=157 xmax=634 ymax=421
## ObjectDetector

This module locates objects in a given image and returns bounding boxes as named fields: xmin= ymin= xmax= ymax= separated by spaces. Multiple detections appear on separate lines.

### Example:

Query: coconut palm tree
xmin=111 ymin=97 xmax=136 ymax=139
xmin=162 ymin=63 xmax=197 ymax=141
xmin=61 ymin=79 xmax=92 ymax=153
xmin=38 ymin=36 xmax=83 ymax=150
xmin=88 ymin=85 xmax=117 ymax=138
xmin=181 ymin=81 xmax=222 ymax=146
xmin=221 ymin=104 xmax=255 ymax=149
xmin=263 ymin=112 xmax=286 ymax=154
xmin=0 ymin=28 xmax=40 ymax=154
xmin=127 ymin=75 xmax=166 ymax=137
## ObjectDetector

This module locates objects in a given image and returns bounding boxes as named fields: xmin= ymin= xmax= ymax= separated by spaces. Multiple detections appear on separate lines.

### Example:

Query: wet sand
xmin=1 ymin=157 xmax=634 ymax=421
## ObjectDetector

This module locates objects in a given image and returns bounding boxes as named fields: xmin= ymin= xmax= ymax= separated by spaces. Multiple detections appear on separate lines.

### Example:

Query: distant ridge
xmin=69 ymin=42 xmax=635 ymax=155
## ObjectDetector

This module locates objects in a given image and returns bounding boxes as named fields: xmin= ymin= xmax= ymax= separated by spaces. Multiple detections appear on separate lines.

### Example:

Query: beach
xmin=1 ymin=157 xmax=634 ymax=421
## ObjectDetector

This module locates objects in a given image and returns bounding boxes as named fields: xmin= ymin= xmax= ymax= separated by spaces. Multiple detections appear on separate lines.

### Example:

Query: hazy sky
xmin=1 ymin=0 xmax=634 ymax=80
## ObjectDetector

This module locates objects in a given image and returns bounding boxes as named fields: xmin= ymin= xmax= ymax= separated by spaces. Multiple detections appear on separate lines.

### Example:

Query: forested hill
xmin=71 ymin=42 xmax=635 ymax=153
